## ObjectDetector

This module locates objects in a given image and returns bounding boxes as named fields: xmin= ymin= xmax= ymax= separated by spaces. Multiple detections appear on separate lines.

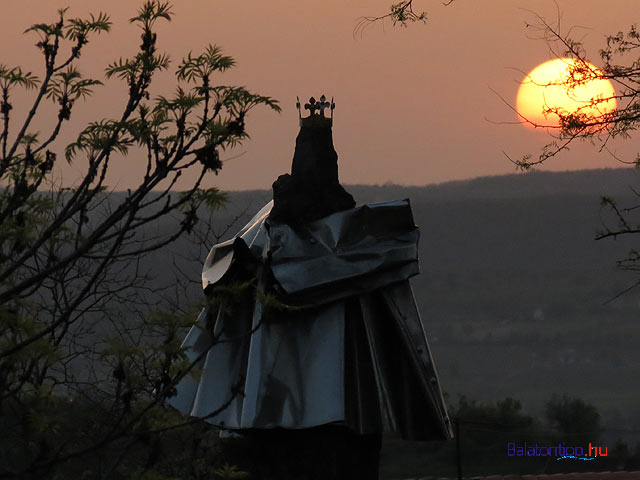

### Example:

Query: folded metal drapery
xmin=168 ymin=199 xmax=452 ymax=441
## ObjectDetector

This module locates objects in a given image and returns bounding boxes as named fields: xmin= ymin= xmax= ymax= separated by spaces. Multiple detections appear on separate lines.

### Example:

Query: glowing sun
xmin=516 ymin=58 xmax=616 ymax=128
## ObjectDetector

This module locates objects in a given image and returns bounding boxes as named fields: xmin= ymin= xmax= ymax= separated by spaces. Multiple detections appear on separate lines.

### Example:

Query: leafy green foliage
xmin=0 ymin=65 xmax=39 ymax=90
xmin=176 ymin=45 xmax=236 ymax=82
xmin=130 ymin=1 xmax=173 ymax=27
xmin=46 ymin=67 xmax=102 ymax=102
xmin=388 ymin=1 xmax=428 ymax=26
xmin=0 ymin=1 xmax=279 ymax=477
xmin=354 ymin=0 xmax=453 ymax=37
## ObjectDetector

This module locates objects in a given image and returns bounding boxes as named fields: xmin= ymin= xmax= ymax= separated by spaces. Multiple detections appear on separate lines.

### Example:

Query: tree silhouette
xmin=512 ymin=14 xmax=640 ymax=291
xmin=503 ymin=14 xmax=640 ymax=170
xmin=355 ymin=0 xmax=456 ymax=36
xmin=0 ymin=2 xmax=279 ymax=478
xmin=545 ymin=394 xmax=602 ymax=446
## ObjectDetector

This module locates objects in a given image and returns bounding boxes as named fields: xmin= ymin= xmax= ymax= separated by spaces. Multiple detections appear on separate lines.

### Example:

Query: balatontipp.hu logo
xmin=507 ymin=442 xmax=608 ymax=461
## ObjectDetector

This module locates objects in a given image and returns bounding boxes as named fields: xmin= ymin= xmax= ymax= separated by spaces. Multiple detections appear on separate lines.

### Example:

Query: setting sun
xmin=516 ymin=58 xmax=616 ymax=129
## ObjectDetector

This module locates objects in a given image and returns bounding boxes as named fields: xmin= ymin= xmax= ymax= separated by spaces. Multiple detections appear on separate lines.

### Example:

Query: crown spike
xmin=298 ymin=94 xmax=334 ymax=127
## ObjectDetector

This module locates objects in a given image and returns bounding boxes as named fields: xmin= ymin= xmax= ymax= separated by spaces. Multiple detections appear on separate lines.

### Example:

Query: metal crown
xmin=296 ymin=95 xmax=335 ymax=127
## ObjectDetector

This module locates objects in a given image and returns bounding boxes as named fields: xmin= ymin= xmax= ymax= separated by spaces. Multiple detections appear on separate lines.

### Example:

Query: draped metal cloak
xmin=168 ymin=198 xmax=452 ymax=441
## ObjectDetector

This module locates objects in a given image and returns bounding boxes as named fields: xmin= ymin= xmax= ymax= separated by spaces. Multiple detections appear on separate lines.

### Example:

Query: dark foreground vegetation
xmin=2 ymin=389 xmax=639 ymax=479
xmin=382 ymin=394 xmax=640 ymax=479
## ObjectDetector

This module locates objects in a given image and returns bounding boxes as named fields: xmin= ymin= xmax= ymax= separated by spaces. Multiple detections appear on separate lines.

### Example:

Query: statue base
xmin=220 ymin=425 xmax=381 ymax=480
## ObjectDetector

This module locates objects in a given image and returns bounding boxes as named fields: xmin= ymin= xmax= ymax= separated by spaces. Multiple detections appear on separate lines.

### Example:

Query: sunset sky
xmin=1 ymin=0 xmax=638 ymax=190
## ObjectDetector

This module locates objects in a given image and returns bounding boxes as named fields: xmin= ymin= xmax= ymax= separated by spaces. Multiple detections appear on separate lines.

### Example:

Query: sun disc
xmin=516 ymin=58 xmax=616 ymax=129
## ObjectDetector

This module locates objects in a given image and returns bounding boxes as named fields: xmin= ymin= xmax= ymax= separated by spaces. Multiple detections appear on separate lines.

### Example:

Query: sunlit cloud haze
xmin=1 ymin=0 xmax=637 ymax=190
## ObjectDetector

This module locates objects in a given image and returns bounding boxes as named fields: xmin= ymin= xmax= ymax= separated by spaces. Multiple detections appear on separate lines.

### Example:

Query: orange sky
xmin=1 ymin=0 xmax=637 ymax=190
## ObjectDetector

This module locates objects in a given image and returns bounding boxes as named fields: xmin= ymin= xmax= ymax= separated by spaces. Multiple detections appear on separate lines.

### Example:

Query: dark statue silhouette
xmin=168 ymin=96 xmax=451 ymax=479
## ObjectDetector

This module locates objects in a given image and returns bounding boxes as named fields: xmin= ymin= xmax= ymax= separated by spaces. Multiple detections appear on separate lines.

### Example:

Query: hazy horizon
xmin=222 ymin=166 xmax=640 ymax=192
xmin=1 ymin=1 xmax=638 ymax=191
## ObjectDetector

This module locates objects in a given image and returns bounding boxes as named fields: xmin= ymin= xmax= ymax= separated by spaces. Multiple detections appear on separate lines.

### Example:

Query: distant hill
xmin=346 ymin=167 xmax=640 ymax=201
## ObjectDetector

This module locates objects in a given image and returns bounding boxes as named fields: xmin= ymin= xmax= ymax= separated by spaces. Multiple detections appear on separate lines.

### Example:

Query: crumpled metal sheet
xmin=362 ymin=282 xmax=452 ymax=439
xmin=169 ymin=297 xmax=347 ymax=430
xmin=268 ymin=199 xmax=420 ymax=305
xmin=202 ymin=199 xmax=420 ymax=304
xmin=202 ymin=200 xmax=272 ymax=289
xmin=171 ymin=199 xmax=452 ymax=440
